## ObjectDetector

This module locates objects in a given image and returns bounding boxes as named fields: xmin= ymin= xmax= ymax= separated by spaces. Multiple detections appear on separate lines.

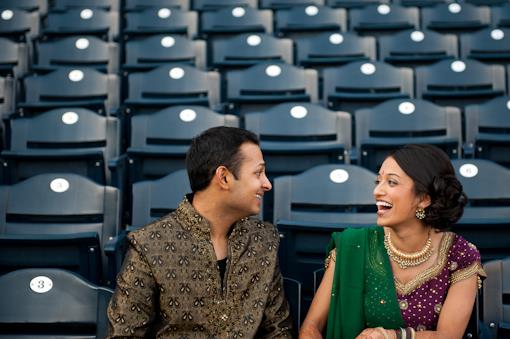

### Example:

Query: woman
xmin=299 ymin=144 xmax=486 ymax=339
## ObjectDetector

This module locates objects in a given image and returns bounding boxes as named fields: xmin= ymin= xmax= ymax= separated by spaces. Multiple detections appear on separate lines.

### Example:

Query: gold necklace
xmin=384 ymin=230 xmax=433 ymax=269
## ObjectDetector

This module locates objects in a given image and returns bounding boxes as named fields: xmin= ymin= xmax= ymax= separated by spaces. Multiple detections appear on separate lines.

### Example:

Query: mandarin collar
xmin=174 ymin=195 xmax=249 ymax=240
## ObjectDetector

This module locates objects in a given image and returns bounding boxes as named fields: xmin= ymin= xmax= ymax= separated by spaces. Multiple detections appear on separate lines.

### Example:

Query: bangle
xmin=376 ymin=327 xmax=389 ymax=339
xmin=408 ymin=327 xmax=416 ymax=339
xmin=401 ymin=328 xmax=407 ymax=339
xmin=395 ymin=329 xmax=402 ymax=339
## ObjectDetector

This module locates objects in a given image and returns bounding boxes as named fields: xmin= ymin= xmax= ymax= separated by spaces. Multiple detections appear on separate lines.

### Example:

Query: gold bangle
xmin=408 ymin=327 xmax=416 ymax=339
xmin=376 ymin=327 xmax=389 ymax=339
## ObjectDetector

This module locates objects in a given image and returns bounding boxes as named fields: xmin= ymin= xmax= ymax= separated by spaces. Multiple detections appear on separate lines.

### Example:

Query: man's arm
xmin=106 ymin=238 xmax=158 ymax=338
xmin=257 ymin=257 xmax=293 ymax=338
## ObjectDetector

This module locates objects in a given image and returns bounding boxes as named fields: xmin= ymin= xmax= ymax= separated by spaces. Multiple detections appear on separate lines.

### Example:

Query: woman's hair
xmin=389 ymin=144 xmax=467 ymax=230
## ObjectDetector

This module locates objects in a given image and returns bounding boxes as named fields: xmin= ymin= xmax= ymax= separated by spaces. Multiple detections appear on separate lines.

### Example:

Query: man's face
xmin=228 ymin=143 xmax=272 ymax=218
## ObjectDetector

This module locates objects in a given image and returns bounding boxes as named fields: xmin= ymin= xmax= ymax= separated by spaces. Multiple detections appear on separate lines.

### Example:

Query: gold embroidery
xmin=395 ymin=232 xmax=454 ymax=296
xmin=434 ymin=303 xmax=442 ymax=314
xmin=324 ymin=249 xmax=336 ymax=270
xmin=450 ymin=261 xmax=487 ymax=287
xmin=399 ymin=299 xmax=408 ymax=310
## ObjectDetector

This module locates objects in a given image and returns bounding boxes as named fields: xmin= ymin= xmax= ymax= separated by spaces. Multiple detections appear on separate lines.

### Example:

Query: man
xmin=107 ymin=126 xmax=292 ymax=338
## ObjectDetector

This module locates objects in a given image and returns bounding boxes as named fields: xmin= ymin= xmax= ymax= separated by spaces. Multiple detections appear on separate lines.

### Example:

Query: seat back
xmin=124 ymin=0 xmax=189 ymax=12
xmin=465 ymin=96 xmax=510 ymax=168
xmin=124 ymin=8 xmax=198 ymax=38
xmin=349 ymin=4 xmax=419 ymax=37
xmin=422 ymin=3 xmax=490 ymax=34
xmin=355 ymin=98 xmax=462 ymax=172
xmin=0 ymin=268 xmax=113 ymax=338
xmin=283 ymin=277 xmax=302 ymax=335
xmin=0 ymin=8 xmax=39 ymax=42
xmin=192 ymin=0 xmax=257 ymax=12
xmin=460 ymin=27 xmax=510 ymax=65
xmin=482 ymin=258 xmax=510 ymax=338
xmin=491 ymin=3 xmax=510 ymax=29
xmin=0 ymin=0 xmax=48 ymax=15
xmin=260 ymin=0 xmax=324 ymax=10
xmin=0 ymin=76 xmax=15 ymax=118
xmin=200 ymin=6 xmax=273 ymax=37
xmin=0 ymin=38 xmax=28 ymax=77
xmin=52 ymin=0 xmax=120 ymax=11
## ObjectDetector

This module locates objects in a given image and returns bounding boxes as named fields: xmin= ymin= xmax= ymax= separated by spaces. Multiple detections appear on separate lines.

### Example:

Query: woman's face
xmin=373 ymin=156 xmax=428 ymax=229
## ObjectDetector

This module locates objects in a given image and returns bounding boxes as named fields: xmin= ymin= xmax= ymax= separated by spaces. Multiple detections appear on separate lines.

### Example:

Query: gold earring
xmin=415 ymin=208 xmax=426 ymax=220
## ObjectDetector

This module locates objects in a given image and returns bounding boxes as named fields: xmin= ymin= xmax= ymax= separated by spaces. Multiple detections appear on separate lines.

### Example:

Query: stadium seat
xmin=378 ymin=29 xmax=458 ymax=68
xmin=192 ymin=0 xmax=257 ymax=12
xmin=465 ymin=96 xmax=510 ymax=168
xmin=124 ymin=7 xmax=198 ymax=38
xmin=211 ymin=33 xmax=292 ymax=71
xmin=245 ymin=102 xmax=352 ymax=178
xmin=393 ymin=0 xmax=448 ymax=7
xmin=226 ymin=62 xmax=318 ymax=116
xmin=322 ymin=61 xmax=413 ymax=112
xmin=33 ymin=35 xmax=119 ymax=73
xmin=283 ymin=277 xmax=302 ymax=335
xmin=124 ymin=65 xmax=221 ymax=115
xmin=130 ymin=169 xmax=190 ymax=230
xmin=460 ymin=27 xmax=510 ymax=65
xmin=482 ymin=257 xmax=510 ymax=338
xmin=348 ymin=4 xmax=419 ymax=37
xmin=200 ymin=6 xmax=273 ymax=43
xmin=0 ymin=173 xmax=122 ymax=285
xmin=0 ymin=8 xmax=39 ymax=42
xmin=274 ymin=5 xmax=346 ymax=40
xmin=123 ymin=34 xmax=206 ymax=72
xmin=1 ymin=108 xmax=120 ymax=185
xmin=127 ymin=106 xmax=238 ymax=183
xmin=0 ymin=75 xmax=15 ymax=119
xmin=260 ymin=0 xmax=325 ymax=10
xmin=51 ymin=0 xmax=120 ymax=12
xmin=0 ymin=38 xmax=28 ymax=77
xmin=0 ymin=268 xmax=113 ymax=338
xmin=273 ymin=164 xmax=377 ymax=306
xmin=491 ymin=3 xmax=510 ymax=28
xmin=421 ymin=3 xmax=491 ymax=34
xmin=452 ymin=159 xmax=510 ymax=261
xmin=0 ymin=0 xmax=48 ymax=15
xmin=295 ymin=31 xmax=376 ymax=70
xmin=355 ymin=98 xmax=462 ymax=172
xmin=124 ymin=0 xmax=189 ymax=12
xmin=326 ymin=0 xmax=387 ymax=8
xmin=415 ymin=59 xmax=506 ymax=110
xmin=18 ymin=67 xmax=120 ymax=116
xmin=42 ymin=8 xmax=119 ymax=41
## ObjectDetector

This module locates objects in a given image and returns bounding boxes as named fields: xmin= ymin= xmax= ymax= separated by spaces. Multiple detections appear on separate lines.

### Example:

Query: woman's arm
xmin=299 ymin=251 xmax=336 ymax=339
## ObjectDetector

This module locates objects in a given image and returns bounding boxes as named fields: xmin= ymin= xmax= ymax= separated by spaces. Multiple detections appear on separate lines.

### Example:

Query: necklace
xmin=384 ymin=230 xmax=434 ymax=269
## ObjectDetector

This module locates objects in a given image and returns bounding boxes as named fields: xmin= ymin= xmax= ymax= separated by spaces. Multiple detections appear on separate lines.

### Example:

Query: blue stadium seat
xmin=0 ymin=268 xmax=113 ymax=338
xmin=0 ymin=0 xmax=48 ymax=15
xmin=452 ymin=159 xmax=510 ymax=261
xmin=422 ymin=3 xmax=491 ymax=34
xmin=326 ymin=0 xmax=387 ymax=8
xmin=2 ymin=108 xmax=121 ymax=185
xmin=42 ymin=8 xmax=119 ymax=41
xmin=355 ymin=98 xmax=462 ymax=172
xmin=200 ymin=6 xmax=273 ymax=42
xmin=415 ymin=59 xmax=506 ymax=110
xmin=275 ymin=5 xmax=347 ymax=40
xmin=0 ymin=8 xmax=39 ymax=42
xmin=124 ymin=7 xmax=198 ymax=38
xmin=211 ymin=33 xmax=293 ymax=71
xmin=322 ymin=61 xmax=413 ymax=112
xmin=130 ymin=169 xmax=190 ymax=230
xmin=226 ymin=62 xmax=318 ymax=116
xmin=295 ymin=31 xmax=376 ymax=70
xmin=33 ymin=35 xmax=119 ymax=73
xmin=123 ymin=34 xmax=206 ymax=72
xmin=283 ymin=277 xmax=303 ymax=335
xmin=465 ymin=96 xmax=510 ymax=168
xmin=124 ymin=0 xmax=189 ymax=12
xmin=18 ymin=67 xmax=120 ymax=116
xmin=124 ymin=65 xmax=221 ymax=115
xmin=192 ymin=0 xmax=257 ymax=12
xmin=0 ymin=76 xmax=15 ymax=119
xmin=0 ymin=38 xmax=28 ymax=77
xmin=0 ymin=173 xmax=122 ymax=285
xmin=348 ymin=4 xmax=419 ymax=37
xmin=51 ymin=0 xmax=120 ymax=12
xmin=491 ymin=3 xmax=510 ymax=28
xmin=393 ymin=0 xmax=448 ymax=7
xmin=273 ymin=164 xmax=377 ymax=306
xmin=378 ymin=29 xmax=458 ymax=68
xmin=127 ymin=106 xmax=238 ymax=183
xmin=460 ymin=27 xmax=510 ymax=65
xmin=482 ymin=258 xmax=510 ymax=338
xmin=260 ymin=0 xmax=325 ymax=10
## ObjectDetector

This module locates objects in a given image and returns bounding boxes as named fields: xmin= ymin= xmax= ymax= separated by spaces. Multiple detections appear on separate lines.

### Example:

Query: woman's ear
xmin=419 ymin=193 xmax=432 ymax=209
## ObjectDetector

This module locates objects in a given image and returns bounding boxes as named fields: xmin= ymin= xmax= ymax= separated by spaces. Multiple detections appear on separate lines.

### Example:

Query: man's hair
xmin=186 ymin=126 xmax=260 ymax=192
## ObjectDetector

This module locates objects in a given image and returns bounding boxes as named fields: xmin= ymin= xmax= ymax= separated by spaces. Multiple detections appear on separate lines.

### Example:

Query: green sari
xmin=326 ymin=227 xmax=405 ymax=339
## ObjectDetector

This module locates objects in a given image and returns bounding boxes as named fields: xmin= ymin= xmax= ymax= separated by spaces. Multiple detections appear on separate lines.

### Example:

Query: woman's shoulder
xmin=446 ymin=232 xmax=482 ymax=268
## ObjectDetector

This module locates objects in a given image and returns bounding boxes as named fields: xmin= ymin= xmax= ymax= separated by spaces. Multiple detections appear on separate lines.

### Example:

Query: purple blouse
xmin=395 ymin=232 xmax=485 ymax=331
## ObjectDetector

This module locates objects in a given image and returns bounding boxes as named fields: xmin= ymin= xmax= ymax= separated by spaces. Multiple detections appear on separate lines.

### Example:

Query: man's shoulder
xmin=244 ymin=217 xmax=280 ymax=239
xmin=128 ymin=213 xmax=180 ymax=243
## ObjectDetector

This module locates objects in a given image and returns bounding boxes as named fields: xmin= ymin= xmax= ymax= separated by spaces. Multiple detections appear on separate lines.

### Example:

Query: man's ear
xmin=215 ymin=166 xmax=230 ymax=189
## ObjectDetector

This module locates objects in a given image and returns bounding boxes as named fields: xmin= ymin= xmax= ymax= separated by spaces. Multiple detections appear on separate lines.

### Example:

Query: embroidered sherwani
xmin=107 ymin=196 xmax=292 ymax=338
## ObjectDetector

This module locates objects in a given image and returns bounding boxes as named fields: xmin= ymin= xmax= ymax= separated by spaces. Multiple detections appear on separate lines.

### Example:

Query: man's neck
xmin=191 ymin=191 xmax=238 ymax=240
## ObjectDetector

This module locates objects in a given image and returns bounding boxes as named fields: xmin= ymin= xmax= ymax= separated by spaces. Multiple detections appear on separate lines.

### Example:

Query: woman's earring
xmin=415 ymin=208 xmax=426 ymax=220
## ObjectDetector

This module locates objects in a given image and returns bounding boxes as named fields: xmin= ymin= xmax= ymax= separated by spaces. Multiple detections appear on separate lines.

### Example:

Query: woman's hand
xmin=298 ymin=324 xmax=323 ymax=339
xmin=356 ymin=327 xmax=396 ymax=339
